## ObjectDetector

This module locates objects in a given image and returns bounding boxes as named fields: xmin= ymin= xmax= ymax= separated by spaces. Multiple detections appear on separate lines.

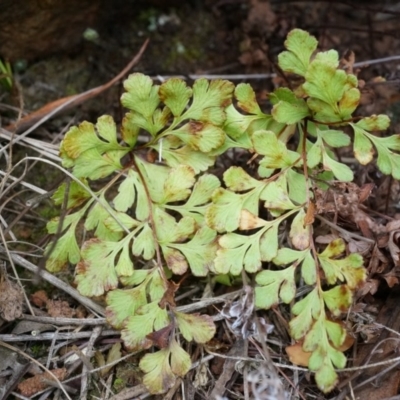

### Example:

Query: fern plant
xmin=46 ymin=29 xmax=397 ymax=394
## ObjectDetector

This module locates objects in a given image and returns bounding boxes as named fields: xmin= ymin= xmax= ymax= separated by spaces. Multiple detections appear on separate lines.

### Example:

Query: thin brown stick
xmin=21 ymin=314 xmax=106 ymax=326
xmin=5 ymin=38 xmax=149 ymax=135
xmin=0 ymin=330 xmax=118 ymax=342
xmin=316 ymin=215 xmax=375 ymax=243
xmin=80 ymin=326 xmax=103 ymax=400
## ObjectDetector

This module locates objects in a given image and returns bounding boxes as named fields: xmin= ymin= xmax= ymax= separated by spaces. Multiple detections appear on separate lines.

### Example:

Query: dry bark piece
xmin=17 ymin=368 xmax=67 ymax=397
xmin=12 ymin=320 xmax=54 ymax=335
xmin=0 ymin=346 xmax=30 ymax=400
xmin=209 ymin=338 xmax=246 ymax=399
xmin=0 ymin=279 xmax=23 ymax=321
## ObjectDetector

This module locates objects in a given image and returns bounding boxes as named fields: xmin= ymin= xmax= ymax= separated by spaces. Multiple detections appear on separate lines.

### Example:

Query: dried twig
xmin=80 ymin=326 xmax=103 ymax=400
xmin=0 ymin=340 xmax=73 ymax=400
xmin=21 ymin=314 xmax=106 ymax=326
xmin=0 ymin=330 xmax=119 ymax=342
xmin=210 ymin=338 xmax=246 ymax=399
xmin=149 ymin=54 xmax=400 ymax=82
xmin=5 ymin=39 xmax=149 ymax=136
xmin=316 ymin=215 xmax=376 ymax=243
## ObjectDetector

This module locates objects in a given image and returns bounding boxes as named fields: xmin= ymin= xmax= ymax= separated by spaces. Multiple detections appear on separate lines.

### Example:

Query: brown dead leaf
xmin=386 ymin=219 xmax=400 ymax=232
xmin=358 ymin=279 xmax=380 ymax=296
xmin=358 ymin=183 xmax=375 ymax=203
xmin=355 ymin=323 xmax=382 ymax=343
xmin=314 ymin=182 xmax=371 ymax=221
xmin=340 ymin=50 xmax=355 ymax=75
xmin=286 ymin=328 xmax=354 ymax=367
xmin=158 ymin=280 xmax=179 ymax=309
xmin=388 ymin=230 xmax=400 ymax=267
xmin=337 ymin=331 xmax=355 ymax=352
xmin=305 ymin=202 xmax=315 ymax=225
xmin=0 ymin=279 xmax=23 ymax=321
xmin=368 ymin=245 xmax=388 ymax=275
xmin=30 ymin=290 xmax=49 ymax=308
xmin=383 ymin=272 xmax=399 ymax=287
xmin=285 ymin=343 xmax=311 ymax=367
xmin=146 ymin=323 xmax=174 ymax=349
xmin=239 ymin=44 xmax=269 ymax=67
xmin=238 ymin=0 xmax=276 ymax=70
xmin=348 ymin=239 xmax=373 ymax=256
xmin=18 ymin=368 xmax=67 ymax=397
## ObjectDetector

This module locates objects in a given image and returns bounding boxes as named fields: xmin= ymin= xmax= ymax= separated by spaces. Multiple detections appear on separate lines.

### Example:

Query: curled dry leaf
xmin=358 ymin=183 xmax=374 ymax=203
xmin=388 ymin=230 xmax=400 ymax=267
xmin=383 ymin=270 xmax=399 ymax=288
xmin=348 ymin=239 xmax=373 ymax=256
xmin=368 ymin=245 xmax=389 ymax=276
xmin=221 ymin=285 xmax=274 ymax=339
xmin=305 ymin=201 xmax=315 ymax=225
xmin=354 ymin=321 xmax=382 ymax=343
xmin=221 ymin=285 xmax=255 ymax=339
xmin=357 ymin=279 xmax=380 ymax=296
xmin=339 ymin=50 xmax=355 ymax=75
xmin=158 ymin=280 xmax=179 ymax=309
xmin=30 ymin=290 xmax=49 ymax=308
xmin=193 ymin=362 xmax=209 ymax=389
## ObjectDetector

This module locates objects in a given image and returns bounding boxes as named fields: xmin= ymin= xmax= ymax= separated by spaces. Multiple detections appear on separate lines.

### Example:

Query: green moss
xmin=37 ymin=203 xmax=59 ymax=220
xmin=30 ymin=343 xmax=46 ymax=357
xmin=113 ymin=377 xmax=126 ymax=392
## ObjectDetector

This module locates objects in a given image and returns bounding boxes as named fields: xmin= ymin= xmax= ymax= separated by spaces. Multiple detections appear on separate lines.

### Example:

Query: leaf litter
xmin=3 ymin=2 xmax=400 ymax=399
